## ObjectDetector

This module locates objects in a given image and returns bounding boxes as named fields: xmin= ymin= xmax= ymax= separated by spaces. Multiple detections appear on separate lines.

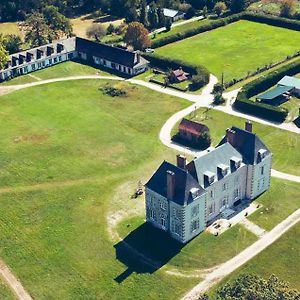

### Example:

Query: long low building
xmin=0 ymin=37 xmax=149 ymax=82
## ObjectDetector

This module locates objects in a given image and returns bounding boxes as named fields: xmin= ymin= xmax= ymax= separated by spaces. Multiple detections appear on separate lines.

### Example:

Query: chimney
xmin=245 ymin=120 xmax=252 ymax=133
xmin=176 ymin=154 xmax=186 ymax=169
xmin=166 ymin=170 xmax=175 ymax=200
xmin=226 ymin=128 xmax=236 ymax=145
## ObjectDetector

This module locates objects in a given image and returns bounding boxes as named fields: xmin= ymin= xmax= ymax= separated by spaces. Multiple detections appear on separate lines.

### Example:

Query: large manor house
xmin=145 ymin=122 xmax=272 ymax=243
xmin=0 ymin=37 xmax=149 ymax=81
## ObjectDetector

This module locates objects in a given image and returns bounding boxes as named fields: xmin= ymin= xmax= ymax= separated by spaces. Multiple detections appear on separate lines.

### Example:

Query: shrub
xmin=100 ymin=84 xmax=127 ymax=97
xmin=172 ymin=131 xmax=211 ymax=150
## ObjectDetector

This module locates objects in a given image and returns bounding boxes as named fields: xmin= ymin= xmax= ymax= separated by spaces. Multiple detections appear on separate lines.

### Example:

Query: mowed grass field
xmin=183 ymin=108 xmax=300 ymax=176
xmin=0 ymin=280 xmax=15 ymax=300
xmin=156 ymin=20 xmax=300 ymax=81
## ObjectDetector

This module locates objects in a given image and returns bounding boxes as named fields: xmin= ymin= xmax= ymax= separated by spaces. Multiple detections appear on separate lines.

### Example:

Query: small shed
xmin=163 ymin=8 xmax=185 ymax=22
xmin=178 ymin=118 xmax=209 ymax=143
xmin=169 ymin=68 xmax=190 ymax=83
xmin=278 ymin=75 xmax=300 ymax=97
xmin=256 ymin=85 xmax=292 ymax=105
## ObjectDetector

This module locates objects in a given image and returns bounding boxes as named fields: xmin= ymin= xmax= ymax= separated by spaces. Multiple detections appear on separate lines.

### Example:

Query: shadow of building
xmin=114 ymin=222 xmax=184 ymax=283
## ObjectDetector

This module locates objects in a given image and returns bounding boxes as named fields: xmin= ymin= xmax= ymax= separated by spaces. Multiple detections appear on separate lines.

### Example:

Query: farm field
xmin=209 ymin=222 xmax=300 ymax=298
xmin=183 ymin=108 xmax=300 ymax=176
xmin=156 ymin=20 xmax=300 ymax=81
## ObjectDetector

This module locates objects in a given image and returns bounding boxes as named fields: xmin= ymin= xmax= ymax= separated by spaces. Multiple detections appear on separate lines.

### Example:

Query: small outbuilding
xmin=256 ymin=85 xmax=292 ymax=105
xmin=163 ymin=8 xmax=185 ymax=22
xmin=278 ymin=75 xmax=300 ymax=97
xmin=178 ymin=118 xmax=209 ymax=143
xmin=169 ymin=67 xmax=190 ymax=83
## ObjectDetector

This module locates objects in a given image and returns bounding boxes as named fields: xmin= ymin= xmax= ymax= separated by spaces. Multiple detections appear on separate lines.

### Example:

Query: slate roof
xmin=257 ymin=85 xmax=292 ymax=100
xmin=217 ymin=126 xmax=271 ymax=165
xmin=278 ymin=75 xmax=300 ymax=90
xmin=163 ymin=8 xmax=184 ymax=18
xmin=186 ymin=143 xmax=243 ymax=187
xmin=145 ymin=161 xmax=205 ymax=205
xmin=75 ymin=37 xmax=148 ymax=68
xmin=179 ymin=118 xmax=209 ymax=136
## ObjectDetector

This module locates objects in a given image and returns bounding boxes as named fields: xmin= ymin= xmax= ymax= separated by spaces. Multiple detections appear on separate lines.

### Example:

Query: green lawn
xmin=0 ymin=22 xmax=22 ymax=36
xmin=248 ymin=178 xmax=300 ymax=230
xmin=184 ymin=108 xmax=300 ymax=176
xmin=118 ymin=216 xmax=257 ymax=271
xmin=156 ymin=20 xmax=300 ymax=81
xmin=0 ymin=79 xmax=205 ymax=299
xmin=0 ymin=281 xmax=15 ymax=300
xmin=1 ymin=61 xmax=113 ymax=86
xmin=280 ymin=97 xmax=300 ymax=123
xmin=209 ymin=222 xmax=300 ymax=297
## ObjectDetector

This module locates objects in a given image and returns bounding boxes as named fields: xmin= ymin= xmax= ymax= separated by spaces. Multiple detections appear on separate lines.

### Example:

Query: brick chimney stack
xmin=166 ymin=170 xmax=175 ymax=200
xmin=176 ymin=154 xmax=186 ymax=169
xmin=245 ymin=120 xmax=253 ymax=133
xmin=226 ymin=128 xmax=236 ymax=146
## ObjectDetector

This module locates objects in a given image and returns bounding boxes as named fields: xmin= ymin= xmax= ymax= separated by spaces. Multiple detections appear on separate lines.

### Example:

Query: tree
xmin=280 ymin=0 xmax=296 ymax=18
xmin=86 ymin=24 xmax=107 ymax=42
xmin=140 ymin=0 xmax=150 ymax=28
xmin=3 ymin=34 xmax=22 ymax=54
xmin=214 ymin=2 xmax=227 ymax=17
xmin=124 ymin=22 xmax=151 ymax=50
xmin=198 ymin=131 xmax=211 ymax=149
xmin=165 ymin=18 xmax=172 ymax=31
xmin=148 ymin=2 xmax=159 ymax=29
xmin=228 ymin=0 xmax=248 ymax=13
xmin=217 ymin=274 xmax=300 ymax=300
xmin=107 ymin=23 xmax=115 ymax=35
xmin=157 ymin=8 xmax=166 ymax=28
xmin=203 ymin=6 xmax=208 ymax=17
xmin=23 ymin=12 xmax=50 ymax=47
xmin=0 ymin=36 xmax=9 ymax=70
xmin=43 ymin=5 xmax=73 ymax=39
xmin=186 ymin=6 xmax=196 ymax=19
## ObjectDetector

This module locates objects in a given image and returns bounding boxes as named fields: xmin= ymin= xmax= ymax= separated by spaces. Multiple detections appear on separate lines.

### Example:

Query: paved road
xmin=181 ymin=208 xmax=300 ymax=300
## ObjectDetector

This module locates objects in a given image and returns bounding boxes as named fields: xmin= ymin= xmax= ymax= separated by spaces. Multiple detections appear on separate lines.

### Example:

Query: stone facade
xmin=145 ymin=121 xmax=272 ymax=243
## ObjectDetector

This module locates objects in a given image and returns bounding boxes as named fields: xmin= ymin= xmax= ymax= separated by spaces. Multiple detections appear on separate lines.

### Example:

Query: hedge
xmin=151 ymin=12 xmax=300 ymax=49
xmin=233 ymin=57 xmax=300 ymax=122
xmin=143 ymin=53 xmax=210 ymax=88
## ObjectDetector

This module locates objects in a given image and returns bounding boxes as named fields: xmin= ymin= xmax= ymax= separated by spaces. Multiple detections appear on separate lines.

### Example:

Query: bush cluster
xmin=234 ymin=57 xmax=300 ymax=122
xmin=143 ymin=53 xmax=210 ymax=89
xmin=100 ymin=85 xmax=127 ymax=97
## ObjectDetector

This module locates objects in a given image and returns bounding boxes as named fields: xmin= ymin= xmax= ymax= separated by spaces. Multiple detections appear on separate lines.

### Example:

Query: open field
xmin=0 ymin=22 xmax=22 ymax=36
xmin=208 ymin=222 xmax=300 ymax=297
xmin=1 ymin=61 xmax=113 ymax=86
xmin=0 ymin=280 xmax=15 ymax=300
xmin=156 ymin=20 xmax=300 ymax=81
xmin=183 ymin=108 xmax=300 ymax=176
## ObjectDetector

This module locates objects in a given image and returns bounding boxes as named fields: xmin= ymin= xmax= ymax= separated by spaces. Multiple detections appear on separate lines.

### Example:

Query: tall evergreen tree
xmin=148 ymin=2 xmax=159 ymax=29
xmin=157 ymin=8 xmax=166 ymax=28
xmin=140 ymin=0 xmax=150 ymax=28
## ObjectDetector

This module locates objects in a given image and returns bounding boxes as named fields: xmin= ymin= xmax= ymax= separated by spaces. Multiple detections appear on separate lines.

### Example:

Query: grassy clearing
xmin=183 ymin=108 xmax=300 ymax=176
xmin=0 ymin=79 xmax=200 ymax=299
xmin=248 ymin=178 xmax=300 ymax=230
xmin=156 ymin=20 xmax=300 ymax=81
xmin=1 ymin=61 xmax=113 ymax=86
xmin=0 ymin=22 xmax=22 ymax=36
xmin=118 ymin=216 xmax=257 ymax=271
xmin=208 ymin=222 xmax=300 ymax=297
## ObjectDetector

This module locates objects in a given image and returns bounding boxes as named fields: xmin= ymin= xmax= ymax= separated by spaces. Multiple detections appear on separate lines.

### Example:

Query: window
xmin=160 ymin=201 xmax=166 ymax=210
xmin=59 ymin=56 xmax=62 ymax=62
xmin=258 ymin=178 xmax=265 ymax=191
xmin=49 ymin=59 xmax=52 ymax=64
xmin=175 ymin=209 xmax=181 ymax=220
xmin=111 ymin=63 xmax=116 ymax=69
xmin=192 ymin=204 xmax=199 ymax=218
xmin=260 ymin=165 xmax=265 ymax=176
xmin=150 ymin=209 xmax=156 ymax=220
xmin=31 ymin=64 xmax=35 ymax=71
xmin=54 ymin=57 xmax=57 ymax=63
xmin=161 ymin=215 xmax=166 ymax=228
xmin=102 ymin=59 xmax=106 ymax=66
xmin=191 ymin=220 xmax=199 ymax=233
xmin=210 ymin=190 xmax=214 ymax=198
xmin=222 ymin=182 xmax=227 ymax=191
xmin=233 ymin=188 xmax=239 ymax=199
xmin=174 ymin=223 xmax=181 ymax=235
xmin=208 ymin=204 xmax=213 ymax=215
xmin=42 ymin=61 xmax=45 ymax=67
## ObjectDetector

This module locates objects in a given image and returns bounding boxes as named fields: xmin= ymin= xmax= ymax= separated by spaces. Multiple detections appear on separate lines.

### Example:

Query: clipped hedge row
xmin=151 ymin=12 xmax=300 ymax=49
xmin=233 ymin=57 xmax=300 ymax=122
xmin=143 ymin=53 xmax=210 ymax=88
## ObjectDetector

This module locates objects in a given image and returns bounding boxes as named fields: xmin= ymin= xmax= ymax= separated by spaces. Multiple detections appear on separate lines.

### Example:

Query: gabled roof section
xmin=186 ymin=143 xmax=243 ymax=187
xmin=179 ymin=118 xmax=209 ymax=136
xmin=278 ymin=75 xmax=300 ymax=90
xmin=217 ymin=126 xmax=271 ymax=165
xmin=163 ymin=8 xmax=183 ymax=17
xmin=257 ymin=85 xmax=292 ymax=100
xmin=145 ymin=161 xmax=205 ymax=206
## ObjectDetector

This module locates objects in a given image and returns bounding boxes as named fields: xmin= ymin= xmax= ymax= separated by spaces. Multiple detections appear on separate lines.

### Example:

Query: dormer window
xmin=190 ymin=187 xmax=200 ymax=199
xmin=258 ymin=149 xmax=267 ymax=160
xmin=204 ymin=171 xmax=215 ymax=186
xmin=217 ymin=164 xmax=229 ymax=178
xmin=230 ymin=156 xmax=242 ymax=170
